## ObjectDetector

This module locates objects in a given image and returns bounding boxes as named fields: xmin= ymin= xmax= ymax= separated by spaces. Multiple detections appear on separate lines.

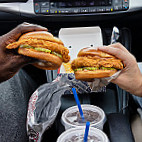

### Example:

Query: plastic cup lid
xmin=61 ymin=104 xmax=106 ymax=128
xmin=57 ymin=127 xmax=109 ymax=142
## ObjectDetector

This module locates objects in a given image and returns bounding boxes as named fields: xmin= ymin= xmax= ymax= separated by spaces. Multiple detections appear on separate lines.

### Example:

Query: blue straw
xmin=72 ymin=88 xmax=85 ymax=121
xmin=84 ymin=122 xmax=90 ymax=142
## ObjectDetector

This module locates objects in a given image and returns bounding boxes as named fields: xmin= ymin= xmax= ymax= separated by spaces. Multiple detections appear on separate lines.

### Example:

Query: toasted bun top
xmin=78 ymin=47 xmax=115 ymax=58
xmin=19 ymin=31 xmax=64 ymax=45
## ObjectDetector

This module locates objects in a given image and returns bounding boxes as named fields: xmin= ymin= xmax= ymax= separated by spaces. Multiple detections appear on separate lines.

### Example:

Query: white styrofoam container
xmin=59 ymin=26 xmax=103 ymax=73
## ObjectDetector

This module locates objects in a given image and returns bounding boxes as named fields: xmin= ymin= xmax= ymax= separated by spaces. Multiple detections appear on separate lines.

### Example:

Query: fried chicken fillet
xmin=71 ymin=47 xmax=124 ymax=81
xmin=6 ymin=31 xmax=70 ymax=70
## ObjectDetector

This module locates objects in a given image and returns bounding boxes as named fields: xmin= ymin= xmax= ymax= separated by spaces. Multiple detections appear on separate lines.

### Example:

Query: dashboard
xmin=33 ymin=0 xmax=129 ymax=14
xmin=0 ymin=0 xmax=141 ymax=22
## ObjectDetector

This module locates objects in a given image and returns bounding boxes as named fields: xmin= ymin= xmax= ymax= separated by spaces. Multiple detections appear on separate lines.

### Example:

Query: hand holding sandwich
xmin=0 ymin=22 xmax=47 ymax=83
xmin=98 ymin=43 xmax=142 ymax=97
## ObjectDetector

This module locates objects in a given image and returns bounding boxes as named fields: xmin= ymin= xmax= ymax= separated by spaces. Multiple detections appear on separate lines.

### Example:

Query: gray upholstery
xmin=0 ymin=69 xmax=38 ymax=142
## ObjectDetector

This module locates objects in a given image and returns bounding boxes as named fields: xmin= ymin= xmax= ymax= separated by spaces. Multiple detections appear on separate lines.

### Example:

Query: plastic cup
xmin=57 ymin=127 xmax=109 ymax=142
xmin=61 ymin=104 xmax=106 ymax=130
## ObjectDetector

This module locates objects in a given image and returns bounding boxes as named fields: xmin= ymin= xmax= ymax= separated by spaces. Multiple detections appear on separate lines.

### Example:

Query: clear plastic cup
xmin=61 ymin=104 xmax=106 ymax=130
xmin=57 ymin=127 xmax=109 ymax=142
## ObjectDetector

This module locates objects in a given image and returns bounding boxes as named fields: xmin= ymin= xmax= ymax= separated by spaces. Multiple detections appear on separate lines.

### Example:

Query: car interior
xmin=0 ymin=0 xmax=142 ymax=142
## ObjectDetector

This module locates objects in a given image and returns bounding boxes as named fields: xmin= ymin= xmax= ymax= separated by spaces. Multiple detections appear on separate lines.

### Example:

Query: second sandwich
xmin=71 ymin=47 xmax=124 ymax=81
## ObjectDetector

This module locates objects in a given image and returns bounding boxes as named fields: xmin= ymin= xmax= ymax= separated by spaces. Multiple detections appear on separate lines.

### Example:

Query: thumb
xmin=13 ymin=55 xmax=38 ymax=67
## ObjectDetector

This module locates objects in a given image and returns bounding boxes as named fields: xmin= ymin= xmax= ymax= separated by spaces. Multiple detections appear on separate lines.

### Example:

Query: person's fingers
xmin=13 ymin=55 xmax=37 ymax=66
xmin=22 ymin=22 xmax=30 ymax=25
xmin=1 ymin=22 xmax=48 ymax=46
xmin=108 ymin=42 xmax=129 ymax=53
xmin=98 ymin=46 xmax=134 ymax=65
xmin=18 ymin=22 xmax=48 ymax=34
xmin=7 ymin=22 xmax=47 ymax=39
xmin=1 ymin=54 xmax=37 ymax=77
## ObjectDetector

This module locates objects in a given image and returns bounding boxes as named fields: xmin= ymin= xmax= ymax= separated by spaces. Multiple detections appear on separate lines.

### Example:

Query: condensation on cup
xmin=57 ymin=127 xmax=109 ymax=142
xmin=61 ymin=104 xmax=106 ymax=130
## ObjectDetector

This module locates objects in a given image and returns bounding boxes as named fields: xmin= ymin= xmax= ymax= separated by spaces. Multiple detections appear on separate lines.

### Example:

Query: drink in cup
xmin=61 ymin=104 xmax=106 ymax=130
xmin=57 ymin=127 xmax=109 ymax=142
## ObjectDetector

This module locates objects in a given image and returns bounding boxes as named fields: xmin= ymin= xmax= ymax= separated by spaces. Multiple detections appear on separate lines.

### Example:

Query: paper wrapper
xmin=87 ymin=70 xmax=121 ymax=92
xmin=27 ymin=74 xmax=91 ymax=142
xmin=59 ymin=26 xmax=121 ymax=92
xmin=61 ymin=62 xmax=121 ymax=92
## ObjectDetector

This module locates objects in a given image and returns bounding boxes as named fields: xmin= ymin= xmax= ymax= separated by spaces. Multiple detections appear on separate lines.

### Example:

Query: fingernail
xmin=38 ymin=25 xmax=47 ymax=29
xmin=23 ymin=22 xmax=30 ymax=25
xmin=42 ymin=26 xmax=47 ymax=29
xmin=98 ymin=46 xmax=105 ymax=50
xmin=41 ymin=27 xmax=48 ymax=31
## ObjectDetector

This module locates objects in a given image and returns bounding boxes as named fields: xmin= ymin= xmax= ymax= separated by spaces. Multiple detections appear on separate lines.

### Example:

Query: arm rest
xmin=104 ymin=113 xmax=135 ymax=142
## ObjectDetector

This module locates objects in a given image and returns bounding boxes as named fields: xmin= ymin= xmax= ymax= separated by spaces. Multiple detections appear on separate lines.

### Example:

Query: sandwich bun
xmin=71 ymin=47 xmax=123 ymax=81
xmin=78 ymin=47 xmax=115 ymax=59
xmin=18 ymin=47 xmax=62 ymax=70
xmin=75 ymin=70 xmax=117 ymax=81
xmin=6 ymin=31 xmax=70 ymax=70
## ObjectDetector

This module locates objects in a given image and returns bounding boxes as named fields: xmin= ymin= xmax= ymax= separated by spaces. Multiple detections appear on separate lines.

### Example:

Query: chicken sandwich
xmin=6 ymin=31 xmax=70 ymax=70
xmin=71 ymin=47 xmax=124 ymax=81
